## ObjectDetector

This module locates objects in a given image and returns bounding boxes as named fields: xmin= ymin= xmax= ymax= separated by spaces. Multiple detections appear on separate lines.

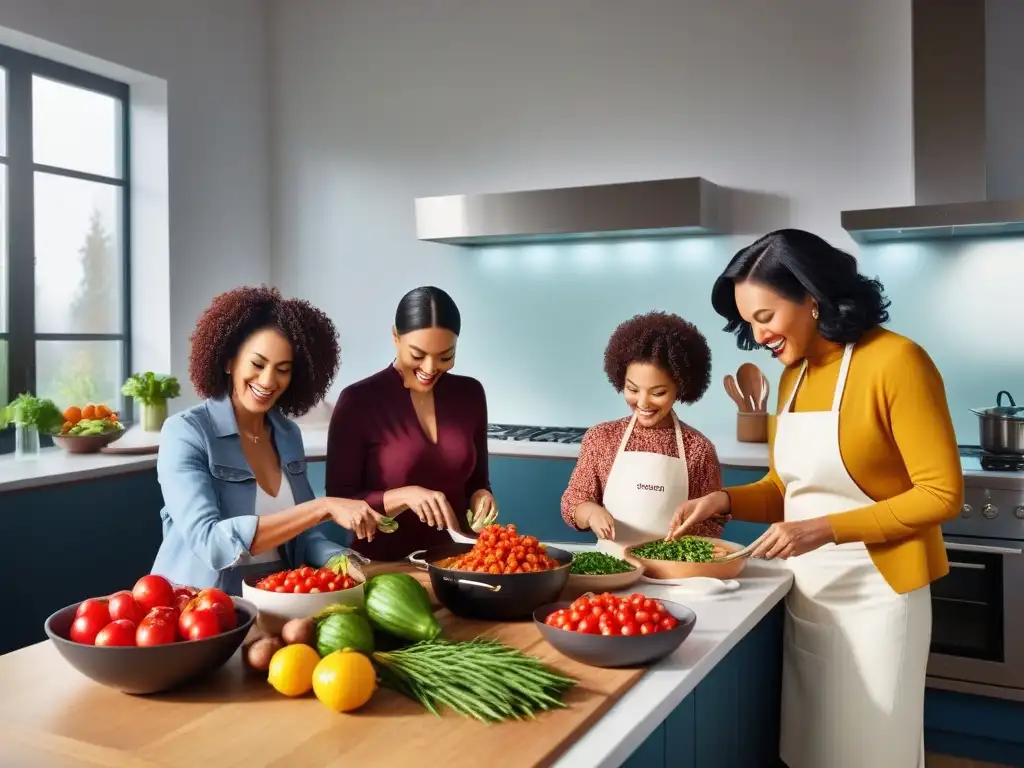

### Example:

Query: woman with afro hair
xmin=561 ymin=311 xmax=724 ymax=555
xmin=152 ymin=286 xmax=382 ymax=595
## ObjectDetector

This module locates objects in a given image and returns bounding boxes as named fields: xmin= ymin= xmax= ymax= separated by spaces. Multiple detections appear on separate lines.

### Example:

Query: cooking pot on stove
xmin=971 ymin=390 xmax=1024 ymax=456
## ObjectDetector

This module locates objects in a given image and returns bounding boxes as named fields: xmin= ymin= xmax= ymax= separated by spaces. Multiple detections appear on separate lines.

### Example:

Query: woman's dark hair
xmin=603 ymin=311 xmax=712 ymax=405
xmin=395 ymin=286 xmax=461 ymax=336
xmin=189 ymin=285 xmax=341 ymax=417
xmin=711 ymin=228 xmax=891 ymax=350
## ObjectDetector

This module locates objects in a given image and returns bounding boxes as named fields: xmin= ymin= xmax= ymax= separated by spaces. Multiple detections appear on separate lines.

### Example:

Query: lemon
xmin=313 ymin=649 xmax=377 ymax=713
xmin=267 ymin=643 xmax=320 ymax=697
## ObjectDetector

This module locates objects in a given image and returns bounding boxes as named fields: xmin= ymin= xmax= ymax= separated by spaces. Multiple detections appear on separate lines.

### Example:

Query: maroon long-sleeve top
xmin=325 ymin=365 xmax=491 ymax=561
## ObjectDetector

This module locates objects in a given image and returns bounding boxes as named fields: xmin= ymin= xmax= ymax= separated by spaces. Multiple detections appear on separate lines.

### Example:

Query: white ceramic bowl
xmin=241 ymin=575 xmax=365 ymax=635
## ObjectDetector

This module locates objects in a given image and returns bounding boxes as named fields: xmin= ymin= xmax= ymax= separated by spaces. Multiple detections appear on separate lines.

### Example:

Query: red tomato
xmin=70 ymin=613 xmax=109 ymax=645
xmin=650 ymin=611 xmax=663 ymax=624
xmin=600 ymin=625 xmax=617 ymax=636
xmin=75 ymin=597 xmax=110 ymax=624
xmin=147 ymin=606 xmax=179 ymax=626
xmin=640 ymin=622 xmax=656 ymax=635
xmin=660 ymin=616 xmax=679 ymax=631
xmin=615 ymin=609 xmax=631 ymax=625
xmin=326 ymin=581 xmax=337 ymax=592
xmin=95 ymin=619 xmax=137 ymax=646
xmin=136 ymin=617 xmax=177 ymax=646
xmin=634 ymin=610 xmax=650 ymax=624
xmin=569 ymin=610 xmax=583 ymax=623
xmin=191 ymin=588 xmax=237 ymax=631
xmin=179 ymin=608 xmax=221 ymax=641
xmin=132 ymin=574 xmax=175 ymax=612
xmin=172 ymin=586 xmax=197 ymax=611
xmin=590 ymin=606 xmax=604 ymax=619
xmin=108 ymin=591 xmax=146 ymax=624
xmin=620 ymin=621 xmax=638 ymax=637
xmin=576 ymin=618 xmax=599 ymax=634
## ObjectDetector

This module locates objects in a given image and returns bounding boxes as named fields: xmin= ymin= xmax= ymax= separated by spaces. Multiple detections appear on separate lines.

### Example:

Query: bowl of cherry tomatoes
xmin=44 ymin=574 xmax=257 ymax=695
xmin=533 ymin=592 xmax=697 ymax=668
xmin=241 ymin=565 xmax=364 ymax=635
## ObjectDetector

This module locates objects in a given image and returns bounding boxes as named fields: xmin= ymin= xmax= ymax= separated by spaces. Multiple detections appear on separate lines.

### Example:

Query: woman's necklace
xmin=240 ymin=423 xmax=268 ymax=445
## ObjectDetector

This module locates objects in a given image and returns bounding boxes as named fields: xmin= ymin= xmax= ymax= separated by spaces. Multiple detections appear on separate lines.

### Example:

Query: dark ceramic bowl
xmin=533 ymin=598 xmax=697 ymax=668
xmin=44 ymin=597 xmax=257 ymax=694
xmin=408 ymin=542 xmax=573 ymax=621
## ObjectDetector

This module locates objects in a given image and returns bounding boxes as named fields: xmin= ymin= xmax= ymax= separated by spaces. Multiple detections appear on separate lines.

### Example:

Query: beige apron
xmin=598 ymin=411 xmax=689 ymax=557
xmin=775 ymin=342 xmax=930 ymax=768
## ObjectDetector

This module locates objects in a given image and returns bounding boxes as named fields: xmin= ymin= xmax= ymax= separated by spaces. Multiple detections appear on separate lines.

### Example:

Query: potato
xmin=244 ymin=636 xmax=284 ymax=672
xmin=281 ymin=617 xmax=317 ymax=648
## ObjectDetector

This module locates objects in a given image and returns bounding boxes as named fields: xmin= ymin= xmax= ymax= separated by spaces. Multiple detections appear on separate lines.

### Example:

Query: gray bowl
xmin=533 ymin=598 xmax=696 ymax=668
xmin=44 ymin=597 xmax=257 ymax=694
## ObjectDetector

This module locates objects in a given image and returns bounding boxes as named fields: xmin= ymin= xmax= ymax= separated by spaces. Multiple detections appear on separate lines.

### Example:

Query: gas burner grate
xmin=981 ymin=454 xmax=1024 ymax=472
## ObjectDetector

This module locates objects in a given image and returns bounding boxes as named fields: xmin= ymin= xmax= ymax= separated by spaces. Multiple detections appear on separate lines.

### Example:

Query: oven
xmin=926 ymin=467 xmax=1024 ymax=701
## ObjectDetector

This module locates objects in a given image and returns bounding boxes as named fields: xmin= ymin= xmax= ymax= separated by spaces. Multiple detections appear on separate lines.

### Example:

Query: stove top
xmin=958 ymin=445 xmax=1024 ymax=473
xmin=487 ymin=423 xmax=587 ymax=445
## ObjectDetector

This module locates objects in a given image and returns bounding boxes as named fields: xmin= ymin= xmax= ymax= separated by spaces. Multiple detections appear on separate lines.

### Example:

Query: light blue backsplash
xmin=438 ymin=233 xmax=1024 ymax=445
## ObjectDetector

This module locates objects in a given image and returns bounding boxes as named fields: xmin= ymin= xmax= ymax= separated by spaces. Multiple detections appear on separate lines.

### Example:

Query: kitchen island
xmin=0 ymin=560 xmax=791 ymax=768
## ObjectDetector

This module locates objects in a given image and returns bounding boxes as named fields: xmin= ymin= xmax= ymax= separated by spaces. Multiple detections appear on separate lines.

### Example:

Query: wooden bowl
xmin=52 ymin=430 xmax=125 ymax=454
xmin=625 ymin=538 xmax=747 ymax=581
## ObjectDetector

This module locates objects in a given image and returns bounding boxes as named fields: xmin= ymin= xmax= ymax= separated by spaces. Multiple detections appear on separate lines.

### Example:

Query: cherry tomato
xmin=650 ymin=611 xmax=663 ymax=624
xmin=180 ymin=608 xmax=221 ymax=641
xmin=576 ymin=618 xmax=599 ymax=634
xmin=640 ymin=622 xmax=656 ymax=635
xmin=634 ymin=610 xmax=650 ymax=624
xmin=615 ymin=609 xmax=631 ymax=625
xmin=569 ymin=610 xmax=583 ymax=623
xmin=70 ymin=613 xmax=108 ymax=645
xmin=75 ymin=597 xmax=110 ymax=624
xmin=642 ymin=599 xmax=655 ymax=611
xmin=136 ymin=617 xmax=177 ymax=646
xmin=191 ymin=588 xmax=237 ymax=631
xmin=275 ymin=586 xmax=288 ymax=593
xmin=95 ymin=619 xmax=137 ymax=646
xmin=660 ymin=616 xmax=679 ymax=631
xmin=600 ymin=625 xmax=617 ymax=636
xmin=620 ymin=621 xmax=638 ymax=637
xmin=108 ymin=591 xmax=146 ymax=624
xmin=132 ymin=574 xmax=175 ymax=612
xmin=590 ymin=606 xmax=604 ymax=619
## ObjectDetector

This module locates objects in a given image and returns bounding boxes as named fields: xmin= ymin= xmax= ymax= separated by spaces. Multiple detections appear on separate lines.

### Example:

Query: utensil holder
xmin=736 ymin=412 xmax=768 ymax=443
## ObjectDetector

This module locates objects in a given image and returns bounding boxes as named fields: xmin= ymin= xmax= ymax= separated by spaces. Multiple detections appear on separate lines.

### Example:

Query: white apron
xmin=597 ymin=411 xmax=689 ymax=557
xmin=775 ymin=343 xmax=930 ymax=768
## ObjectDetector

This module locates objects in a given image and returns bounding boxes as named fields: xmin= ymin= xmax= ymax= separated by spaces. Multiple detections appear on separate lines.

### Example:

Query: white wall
xmin=0 ymin=0 xmax=272 ymax=406
xmin=268 ymin=0 xmax=915 ymax=437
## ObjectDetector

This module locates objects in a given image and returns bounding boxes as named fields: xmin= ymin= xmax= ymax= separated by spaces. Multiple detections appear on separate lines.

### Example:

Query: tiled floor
xmin=927 ymin=754 xmax=1011 ymax=768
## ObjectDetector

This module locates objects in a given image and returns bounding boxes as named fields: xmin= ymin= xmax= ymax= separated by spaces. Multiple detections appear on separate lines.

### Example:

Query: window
xmin=0 ymin=45 xmax=131 ymax=423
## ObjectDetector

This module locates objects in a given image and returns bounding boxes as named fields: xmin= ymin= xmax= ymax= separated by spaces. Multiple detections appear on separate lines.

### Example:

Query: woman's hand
xmin=748 ymin=517 xmax=835 ymax=560
xmin=467 ymin=490 xmax=498 ymax=532
xmin=324 ymin=498 xmax=382 ymax=542
xmin=398 ymin=486 xmax=461 ymax=532
xmin=584 ymin=506 xmax=616 ymax=540
xmin=666 ymin=491 xmax=731 ymax=540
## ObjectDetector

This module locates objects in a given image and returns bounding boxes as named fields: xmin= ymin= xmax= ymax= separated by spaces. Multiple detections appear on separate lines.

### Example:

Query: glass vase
xmin=140 ymin=402 xmax=169 ymax=432
xmin=15 ymin=424 xmax=40 ymax=460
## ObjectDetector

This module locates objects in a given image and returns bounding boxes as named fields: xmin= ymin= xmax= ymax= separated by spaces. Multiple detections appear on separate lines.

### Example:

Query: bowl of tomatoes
xmin=533 ymin=592 xmax=697 ymax=668
xmin=44 ymin=574 xmax=257 ymax=695
xmin=241 ymin=564 xmax=364 ymax=635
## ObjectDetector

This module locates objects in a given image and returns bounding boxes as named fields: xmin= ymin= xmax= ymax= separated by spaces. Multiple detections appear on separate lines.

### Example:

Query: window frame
xmin=0 ymin=43 xmax=132 ymax=422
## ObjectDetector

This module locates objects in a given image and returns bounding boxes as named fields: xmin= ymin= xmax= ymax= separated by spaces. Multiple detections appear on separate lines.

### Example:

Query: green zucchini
xmin=364 ymin=573 xmax=442 ymax=643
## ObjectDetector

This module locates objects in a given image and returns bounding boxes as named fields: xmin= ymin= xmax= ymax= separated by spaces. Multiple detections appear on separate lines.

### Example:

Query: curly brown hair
xmin=603 ymin=311 xmax=712 ymax=404
xmin=188 ymin=285 xmax=341 ymax=417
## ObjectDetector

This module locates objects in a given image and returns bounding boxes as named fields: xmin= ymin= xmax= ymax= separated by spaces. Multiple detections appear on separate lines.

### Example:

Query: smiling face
xmin=393 ymin=326 xmax=458 ymax=392
xmin=733 ymin=279 xmax=819 ymax=366
xmin=623 ymin=362 xmax=678 ymax=428
xmin=228 ymin=326 xmax=293 ymax=414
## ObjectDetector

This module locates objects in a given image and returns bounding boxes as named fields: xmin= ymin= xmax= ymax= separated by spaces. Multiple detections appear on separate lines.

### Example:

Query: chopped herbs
xmin=570 ymin=551 xmax=635 ymax=576
xmin=631 ymin=537 xmax=715 ymax=563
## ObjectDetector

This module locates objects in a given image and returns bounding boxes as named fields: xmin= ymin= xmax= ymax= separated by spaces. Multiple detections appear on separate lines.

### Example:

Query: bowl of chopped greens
xmin=625 ymin=537 xmax=747 ymax=581
xmin=563 ymin=551 xmax=644 ymax=598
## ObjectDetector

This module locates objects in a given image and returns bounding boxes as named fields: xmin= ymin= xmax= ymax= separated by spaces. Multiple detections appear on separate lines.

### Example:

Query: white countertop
xmin=0 ymin=421 xmax=1018 ymax=493
xmin=540 ymin=545 xmax=793 ymax=768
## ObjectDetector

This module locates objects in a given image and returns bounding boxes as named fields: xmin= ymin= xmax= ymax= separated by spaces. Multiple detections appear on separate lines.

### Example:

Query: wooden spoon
xmin=736 ymin=363 xmax=764 ymax=413
xmin=723 ymin=375 xmax=748 ymax=412
xmin=757 ymin=375 xmax=771 ymax=412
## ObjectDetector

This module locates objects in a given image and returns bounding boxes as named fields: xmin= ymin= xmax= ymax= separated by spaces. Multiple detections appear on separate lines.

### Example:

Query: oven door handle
xmin=945 ymin=542 xmax=1023 ymax=556
xmin=948 ymin=561 xmax=986 ymax=570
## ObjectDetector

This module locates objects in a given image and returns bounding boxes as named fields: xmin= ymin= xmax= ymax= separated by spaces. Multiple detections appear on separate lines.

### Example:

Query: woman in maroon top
xmin=325 ymin=286 xmax=497 ymax=560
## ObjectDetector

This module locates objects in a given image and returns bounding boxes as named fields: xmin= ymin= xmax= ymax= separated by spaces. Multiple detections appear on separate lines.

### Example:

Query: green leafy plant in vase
xmin=0 ymin=393 xmax=66 ymax=459
xmin=121 ymin=372 xmax=181 ymax=432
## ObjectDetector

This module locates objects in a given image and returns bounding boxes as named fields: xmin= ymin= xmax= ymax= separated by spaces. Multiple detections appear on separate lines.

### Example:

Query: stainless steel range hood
xmin=414 ymin=177 xmax=727 ymax=246
xmin=842 ymin=0 xmax=1024 ymax=243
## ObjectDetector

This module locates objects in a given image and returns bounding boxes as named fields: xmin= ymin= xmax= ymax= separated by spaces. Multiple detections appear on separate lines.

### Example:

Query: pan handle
xmin=444 ymin=577 xmax=502 ymax=592
xmin=407 ymin=550 xmax=429 ymax=570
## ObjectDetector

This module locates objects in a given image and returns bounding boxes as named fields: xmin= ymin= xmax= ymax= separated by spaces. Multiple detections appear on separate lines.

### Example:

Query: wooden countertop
xmin=0 ymin=565 xmax=648 ymax=768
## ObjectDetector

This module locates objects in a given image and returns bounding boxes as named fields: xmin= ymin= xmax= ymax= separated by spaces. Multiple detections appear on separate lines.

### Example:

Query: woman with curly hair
xmin=671 ymin=229 xmax=962 ymax=768
xmin=325 ymin=286 xmax=496 ymax=561
xmin=560 ymin=311 xmax=723 ymax=555
xmin=152 ymin=286 xmax=381 ymax=594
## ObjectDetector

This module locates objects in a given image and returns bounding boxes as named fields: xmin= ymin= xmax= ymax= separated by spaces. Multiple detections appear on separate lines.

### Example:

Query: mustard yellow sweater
xmin=726 ymin=327 xmax=963 ymax=594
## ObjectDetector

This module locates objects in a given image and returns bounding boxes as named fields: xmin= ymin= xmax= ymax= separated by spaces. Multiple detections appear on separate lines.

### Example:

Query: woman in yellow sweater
xmin=672 ymin=229 xmax=962 ymax=768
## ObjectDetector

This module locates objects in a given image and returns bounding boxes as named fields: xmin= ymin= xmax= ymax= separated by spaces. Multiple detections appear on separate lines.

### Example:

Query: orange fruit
xmin=63 ymin=406 xmax=82 ymax=424
xmin=107 ymin=413 xmax=119 ymax=423
xmin=96 ymin=404 xmax=112 ymax=418
xmin=81 ymin=404 xmax=97 ymax=420
xmin=61 ymin=421 xmax=73 ymax=434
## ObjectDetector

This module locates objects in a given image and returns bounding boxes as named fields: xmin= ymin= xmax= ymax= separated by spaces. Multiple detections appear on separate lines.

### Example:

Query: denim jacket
xmin=151 ymin=396 xmax=351 ymax=595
